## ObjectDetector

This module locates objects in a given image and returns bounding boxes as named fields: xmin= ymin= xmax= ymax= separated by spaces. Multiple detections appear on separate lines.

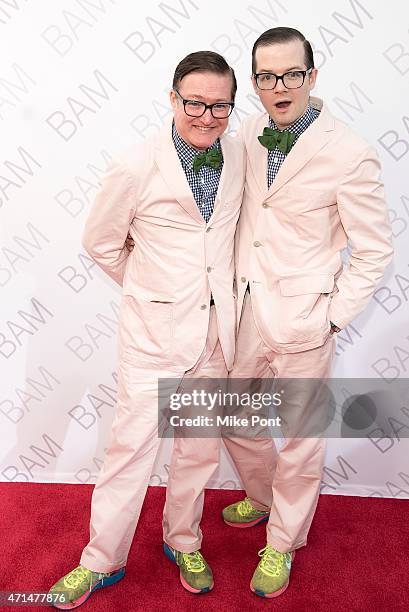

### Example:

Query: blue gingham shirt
xmin=266 ymin=103 xmax=320 ymax=188
xmin=172 ymin=122 xmax=223 ymax=223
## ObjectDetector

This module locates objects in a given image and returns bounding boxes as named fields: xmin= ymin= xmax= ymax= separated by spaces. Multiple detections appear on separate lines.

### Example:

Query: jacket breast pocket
xmin=279 ymin=187 xmax=332 ymax=209
xmin=295 ymin=204 xmax=337 ymax=242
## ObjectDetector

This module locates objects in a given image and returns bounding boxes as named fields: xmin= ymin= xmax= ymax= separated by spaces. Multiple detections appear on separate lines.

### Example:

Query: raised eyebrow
xmin=257 ymin=66 xmax=304 ymax=73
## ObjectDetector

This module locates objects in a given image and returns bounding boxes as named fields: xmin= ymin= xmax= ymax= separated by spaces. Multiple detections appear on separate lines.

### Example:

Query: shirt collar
xmin=268 ymin=102 xmax=318 ymax=138
xmin=172 ymin=121 xmax=220 ymax=169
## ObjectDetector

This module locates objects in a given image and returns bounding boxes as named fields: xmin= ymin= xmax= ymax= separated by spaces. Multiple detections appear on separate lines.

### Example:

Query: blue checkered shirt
xmin=266 ymin=104 xmax=320 ymax=189
xmin=172 ymin=123 xmax=223 ymax=223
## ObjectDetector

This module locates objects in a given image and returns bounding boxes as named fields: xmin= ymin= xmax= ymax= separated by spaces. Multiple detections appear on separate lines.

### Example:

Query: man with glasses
xmin=49 ymin=51 xmax=244 ymax=607
xmin=221 ymin=27 xmax=392 ymax=598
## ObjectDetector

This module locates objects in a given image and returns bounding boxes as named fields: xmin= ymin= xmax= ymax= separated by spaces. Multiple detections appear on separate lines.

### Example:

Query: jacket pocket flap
xmin=279 ymin=274 xmax=334 ymax=296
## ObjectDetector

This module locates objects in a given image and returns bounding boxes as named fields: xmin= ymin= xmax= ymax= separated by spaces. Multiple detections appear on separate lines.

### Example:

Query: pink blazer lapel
xmin=211 ymin=134 xmax=238 ymax=216
xmin=246 ymin=113 xmax=269 ymax=199
xmin=154 ymin=120 xmax=205 ymax=224
xmin=266 ymin=100 xmax=335 ymax=198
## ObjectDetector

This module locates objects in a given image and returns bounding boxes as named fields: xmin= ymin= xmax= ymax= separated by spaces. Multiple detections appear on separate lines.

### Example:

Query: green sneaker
xmin=222 ymin=497 xmax=269 ymax=528
xmin=49 ymin=564 xmax=125 ymax=609
xmin=250 ymin=545 xmax=295 ymax=598
xmin=163 ymin=543 xmax=213 ymax=593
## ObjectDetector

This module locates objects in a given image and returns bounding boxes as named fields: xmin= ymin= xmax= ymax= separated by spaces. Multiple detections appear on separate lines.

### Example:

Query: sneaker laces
xmin=237 ymin=498 xmax=255 ymax=516
xmin=182 ymin=551 xmax=206 ymax=573
xmin=63 ymin=567 xmax=92 ymax=590
xmin=258 ymin=545 xmax=290 ymax=577
xmin=63 ymin=566 xmax=109 ymax=592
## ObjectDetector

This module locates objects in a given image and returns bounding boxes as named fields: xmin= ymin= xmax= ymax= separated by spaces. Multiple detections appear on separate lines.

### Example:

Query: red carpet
xmin=1 ymin=484 xmax=408 ymax=611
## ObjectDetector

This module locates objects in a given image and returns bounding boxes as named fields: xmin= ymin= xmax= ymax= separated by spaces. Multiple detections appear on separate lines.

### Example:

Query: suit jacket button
xmin=262 ymin=202 xmax=268 ymax=208
xmin=241 ymin=276 xmax=246 ymax=283
xmin=200 ymin=304 xmax=207 ymax=310
xmin=253 ymin=241 xmax=261 ymax=247
xmin=207 ymin=266 xmax=212 ymax=273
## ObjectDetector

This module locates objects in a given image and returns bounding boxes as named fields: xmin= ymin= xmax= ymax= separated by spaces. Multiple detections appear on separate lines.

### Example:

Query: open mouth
xmin=275 ymin=101 xmax=291 ymax=110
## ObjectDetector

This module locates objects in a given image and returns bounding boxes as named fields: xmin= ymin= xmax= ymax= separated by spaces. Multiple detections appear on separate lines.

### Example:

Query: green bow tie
xmin=258 ymin=127 xmax=296 ymax=154
xmin=193 ymin=148 xmax=223 ymax=174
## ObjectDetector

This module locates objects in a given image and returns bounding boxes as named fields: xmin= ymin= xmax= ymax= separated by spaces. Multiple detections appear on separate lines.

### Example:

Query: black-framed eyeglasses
xmin=254 ymin=69 xmax=312 ymax=90
xmin=174 ymin=89 xmax=234 ymax=118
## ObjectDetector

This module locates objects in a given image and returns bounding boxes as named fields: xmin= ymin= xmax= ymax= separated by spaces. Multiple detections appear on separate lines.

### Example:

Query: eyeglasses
xmin=254 ymin=69 xmax=312 ymax=90
xmin=174 ymin=89 xmax=234 ymax=118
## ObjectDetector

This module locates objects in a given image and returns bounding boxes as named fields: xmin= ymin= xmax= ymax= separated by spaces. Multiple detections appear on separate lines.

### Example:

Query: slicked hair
xmin=252 ymin=27 xmax=314 ymax=74
xmin=173 ymin=50 xmax=237 ymax=100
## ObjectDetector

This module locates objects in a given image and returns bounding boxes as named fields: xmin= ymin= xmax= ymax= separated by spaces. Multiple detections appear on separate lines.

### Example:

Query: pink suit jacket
xmin=235 ymin=96 xmax=393 ymax=354
xmin=83 ymin=120 xmax=245 ymax=371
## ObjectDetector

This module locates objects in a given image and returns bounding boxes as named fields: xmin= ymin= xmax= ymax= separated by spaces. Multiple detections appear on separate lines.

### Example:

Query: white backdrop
xmin=1 ymin=0 xmax=408 ymax=498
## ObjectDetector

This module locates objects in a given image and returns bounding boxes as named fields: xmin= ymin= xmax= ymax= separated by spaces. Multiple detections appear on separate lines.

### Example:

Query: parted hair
xmin=173 ymin=51 xmax=237 ymax=100
xmin=252 ymin=27 xmax=314 ymax=74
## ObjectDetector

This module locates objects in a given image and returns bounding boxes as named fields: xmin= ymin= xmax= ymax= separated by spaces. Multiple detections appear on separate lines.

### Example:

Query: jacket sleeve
xmin=328 ymin=145 xmax=393 ymax=329
xmin=82 ymin=159 xmax=136 ymax=286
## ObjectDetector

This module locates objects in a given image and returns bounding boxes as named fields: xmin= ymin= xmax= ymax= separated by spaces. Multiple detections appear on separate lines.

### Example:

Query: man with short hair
xmin=49 ymin=50 xmax=244 ymax=608
xmin=222 ymin=27 xmax=393 ymax=598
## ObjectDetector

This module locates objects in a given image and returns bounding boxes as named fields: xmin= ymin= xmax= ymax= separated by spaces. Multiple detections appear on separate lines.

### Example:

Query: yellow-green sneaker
xmin=222 ymin=497 xmax=269 ymax=528
xmin=49 ymin=564 xmax=125 ymax=609
xmin=163 ymin=543 xmax=213 ymax=593
xmin=250 ymin=545 xmax=295 ymax=598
